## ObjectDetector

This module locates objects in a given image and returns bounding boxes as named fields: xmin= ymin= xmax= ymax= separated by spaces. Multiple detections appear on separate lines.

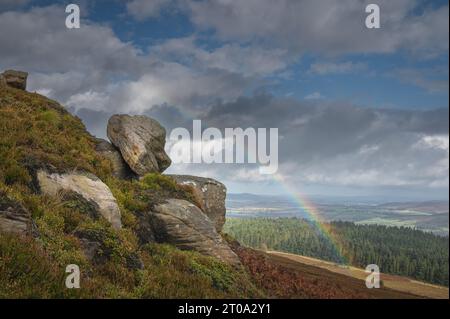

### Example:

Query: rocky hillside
xmin=0 ymin=70 xmax=260 ymax=298
xmin=0 ymin=70 xmax=419 ymax=299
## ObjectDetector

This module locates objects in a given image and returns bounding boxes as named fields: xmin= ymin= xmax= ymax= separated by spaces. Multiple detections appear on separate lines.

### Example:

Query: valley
xmin=226 ymin=193 xmax=449 ymax=235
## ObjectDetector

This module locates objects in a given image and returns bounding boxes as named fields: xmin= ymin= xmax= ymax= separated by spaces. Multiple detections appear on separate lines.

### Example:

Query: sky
xmin=0 ymin=0 xmax=448 ymax=200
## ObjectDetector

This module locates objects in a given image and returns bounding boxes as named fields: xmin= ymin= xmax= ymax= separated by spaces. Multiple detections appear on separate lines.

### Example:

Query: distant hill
xmin=378 ymin=201 xmax=449 ymax=214
xmin=226 ymin=193 xmax=449 ymax=235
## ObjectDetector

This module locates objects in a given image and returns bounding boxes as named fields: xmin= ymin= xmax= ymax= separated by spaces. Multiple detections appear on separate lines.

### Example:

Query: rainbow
xmin=164 ymin=117 xmax=352 ymax=266
xmin=272 ymin=173 xmax=350 ymax=266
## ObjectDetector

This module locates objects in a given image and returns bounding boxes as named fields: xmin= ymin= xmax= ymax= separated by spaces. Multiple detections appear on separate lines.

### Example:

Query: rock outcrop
xmin=107 ymin=115 xmax=171 ymax=175
xmin=0 ymin=193 xmax=37 ymax=237
xmin=36 ymin=170 xmax=122 ymax=229
xmin=169 ymin=175 xmax=227 ymax=232
xmin=1 ymin=73 xmax=241 ymax=267
xmin=95 ymin=138 xmax=136 ymax=180
xmin=150 ymin=199 xmax=240 ymax=266
xmin=0 ymin=70 xmax=28 ymax=90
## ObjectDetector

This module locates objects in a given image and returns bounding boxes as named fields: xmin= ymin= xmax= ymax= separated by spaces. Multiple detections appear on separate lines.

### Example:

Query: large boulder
xmin=168 ymin=175 xmax=227 ymax=232
xmin=0 ymin=193 xmax=37 ymax=237
xmin=95 ymin=138 xmax=136 ymax=180
xmin=36 ymin=170 xmax=122 ymax=229
xmin=107 ymin=115 xmax=171 ymax=175
xmin=150 ymin=199 xmax=240 ymax=266
xmin=1 ymin=70 xmax=28 ymax=90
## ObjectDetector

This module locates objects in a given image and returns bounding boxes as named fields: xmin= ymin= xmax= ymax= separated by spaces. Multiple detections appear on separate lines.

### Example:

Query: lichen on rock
xmin=107 ymin=115 xmax=171 ymax=176
xmin=36 ymin=170 xmax=122 ymax=229
xmin=0 ymin=70 xmax=28 ymax=90
xmin=150 ymin=199 xmax=240 ymax=266
xmin=168 ymin=175 xmax=227 ymax=232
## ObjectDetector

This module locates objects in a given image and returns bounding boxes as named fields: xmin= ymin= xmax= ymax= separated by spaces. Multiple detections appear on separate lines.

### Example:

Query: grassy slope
xmin=0 ymin=84 xmax=425 ymax=299
xmin=266 ymin=251 xmax=448 ymax=299
xmin=227 ymin=238 xmax=421 ymax=299
xmin=0 ymin=85 xmax=262 ymax=298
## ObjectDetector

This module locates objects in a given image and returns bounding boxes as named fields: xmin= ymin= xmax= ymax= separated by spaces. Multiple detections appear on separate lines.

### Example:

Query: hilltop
xmin=0 ymin=70 xmax=259 ymax=298
xmin=0 ymin=70 xmax=423 ymax=298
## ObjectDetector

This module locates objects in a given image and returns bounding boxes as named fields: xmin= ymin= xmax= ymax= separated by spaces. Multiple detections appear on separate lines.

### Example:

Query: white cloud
xmin=391 ymin=67 xmax=449 ymax=93
xmin=126 ymin=0 xmax=174 ymax=20
xmin=305 ymin=92 xmax=325 ymax=100
xmin=0 ymin=6 xmax=143 ymax=74
xmin=66 ymin=90 xmax=110 ymax=113
xmin=231 ymin=168 xmax=273 ymax=183
xmin=0 ymin=6 xmax=254 ymax=116
xmin=187 ymin=0 xmax=449 ymax=57
xmin=309 ymin=61 xmax=367 ymax=75
xmin=151 ymin=37 xmax=290 ymax=77
xmin=415 ymin=135 xmax=449 ymax=153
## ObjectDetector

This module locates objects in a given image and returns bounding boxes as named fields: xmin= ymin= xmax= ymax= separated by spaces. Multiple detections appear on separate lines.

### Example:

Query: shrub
xmin=0 ymin=234 xmax=66 ymax=298
xmin=140 ymin=173 xmax=178 ymax=191
xmin=3 ymin=162 xmax=31 ymax=185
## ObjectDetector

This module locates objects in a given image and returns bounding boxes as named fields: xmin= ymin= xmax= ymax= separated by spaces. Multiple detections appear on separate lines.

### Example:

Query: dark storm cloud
xmin=202 ymin=94 xmax=448 ymax=188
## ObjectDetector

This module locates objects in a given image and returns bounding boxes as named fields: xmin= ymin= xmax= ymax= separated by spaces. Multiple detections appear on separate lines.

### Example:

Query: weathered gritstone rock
xmin=95 ymin=138 xmax=136 ymax=180
xmin=107 ymin=115 xmax=171 ymax=175
xmin=168 ymin=175 xmax=227 ymax=232
xmin=0 ymin=193 xmax=37 ymax=237
xmin=151 ymin=199 xmax=240 ymax=266
xmin=1 ymin=70 xmax=28 ymax=90
xmin=37 ymin=170 xmax=122 ymax=229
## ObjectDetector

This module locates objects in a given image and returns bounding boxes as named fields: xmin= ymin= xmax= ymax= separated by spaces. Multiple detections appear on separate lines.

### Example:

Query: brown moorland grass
xmin=226 ymin=237 xmax=422 ymax=299
xmin=267 ymin=250 xmax=449 ymax=299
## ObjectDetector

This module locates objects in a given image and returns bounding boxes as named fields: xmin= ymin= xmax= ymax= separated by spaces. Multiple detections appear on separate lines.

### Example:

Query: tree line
xmin=224 ymin=218 xmax=449 ymax=286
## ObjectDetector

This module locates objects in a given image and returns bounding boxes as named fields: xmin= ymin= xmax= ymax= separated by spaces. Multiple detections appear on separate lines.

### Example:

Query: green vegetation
xmin=224 ymin=217 xmax=449 ymax=286
xmin=0 ymin=85 xmax=263 ymax=298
